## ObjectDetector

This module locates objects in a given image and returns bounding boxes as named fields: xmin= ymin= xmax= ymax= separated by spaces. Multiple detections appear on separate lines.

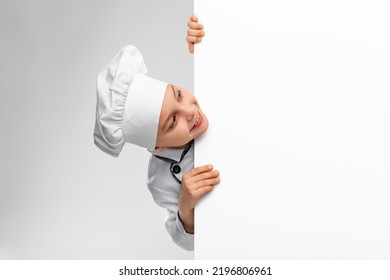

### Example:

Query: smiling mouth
xmin=191 ymin=112 xmax=202 ymax=131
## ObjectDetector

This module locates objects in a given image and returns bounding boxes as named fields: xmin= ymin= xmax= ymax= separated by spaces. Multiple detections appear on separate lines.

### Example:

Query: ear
xmin=155 ymin=146 xmax=167 ymax=152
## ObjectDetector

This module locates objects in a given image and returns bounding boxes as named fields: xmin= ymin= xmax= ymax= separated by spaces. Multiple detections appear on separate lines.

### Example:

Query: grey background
xmin=0 ymin=0 xmax=194 ymax=259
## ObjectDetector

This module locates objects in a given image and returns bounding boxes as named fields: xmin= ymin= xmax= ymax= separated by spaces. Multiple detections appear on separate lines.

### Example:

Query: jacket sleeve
xmin=165 ymin=210 xmax=194 ymax=251
xmin=146 ymin=155 xmax=194 ymax=251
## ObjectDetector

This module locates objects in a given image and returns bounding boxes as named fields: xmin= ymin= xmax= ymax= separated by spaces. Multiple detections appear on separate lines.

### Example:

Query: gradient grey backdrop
xmin=0 ymin=0 xmax=194 ymax=259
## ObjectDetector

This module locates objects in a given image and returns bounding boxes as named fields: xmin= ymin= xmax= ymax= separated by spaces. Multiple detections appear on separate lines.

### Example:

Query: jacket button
xmin=172 ymin=164 xmax=181 ymax=174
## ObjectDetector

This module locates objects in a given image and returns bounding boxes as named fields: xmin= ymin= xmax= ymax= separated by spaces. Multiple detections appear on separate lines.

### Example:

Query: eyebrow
xmin=162 ymin=84 xmax=176 ymax=132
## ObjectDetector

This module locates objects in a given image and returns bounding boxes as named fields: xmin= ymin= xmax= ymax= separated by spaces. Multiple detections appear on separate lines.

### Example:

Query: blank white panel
xmin=194 ymin=0 xmax=390 ymax=259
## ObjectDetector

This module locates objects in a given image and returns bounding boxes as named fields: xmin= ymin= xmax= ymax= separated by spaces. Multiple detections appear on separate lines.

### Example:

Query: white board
xmin=195 ymin=0 xmax=390 ymax=259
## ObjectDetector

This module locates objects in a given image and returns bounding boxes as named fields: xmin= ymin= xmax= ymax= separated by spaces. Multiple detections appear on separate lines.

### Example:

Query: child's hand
xmin=178 ymin=165 xmax=220 ymax=233
xmin=186 ymin=14 xmax=205 ymax=53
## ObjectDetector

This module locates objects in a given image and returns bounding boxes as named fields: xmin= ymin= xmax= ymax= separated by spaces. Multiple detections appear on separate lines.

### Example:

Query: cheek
xmin=177 ymin=123 xmax=190 ymax=137
xmin=184 ymin=91 xmax=196 ymax=103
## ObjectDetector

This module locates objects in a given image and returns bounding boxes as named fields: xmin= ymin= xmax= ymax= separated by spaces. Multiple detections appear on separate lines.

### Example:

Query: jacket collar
xmin=148 ymin=147 xmax=185 ymax=162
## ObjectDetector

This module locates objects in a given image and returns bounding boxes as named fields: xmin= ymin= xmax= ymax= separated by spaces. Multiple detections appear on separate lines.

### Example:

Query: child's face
xmin=156 ymin=84 xmax=208 ymax=149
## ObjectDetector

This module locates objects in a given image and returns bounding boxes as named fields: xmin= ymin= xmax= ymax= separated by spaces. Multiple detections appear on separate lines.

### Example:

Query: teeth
xmin=193 ymin=113 xmax=200 ymax=130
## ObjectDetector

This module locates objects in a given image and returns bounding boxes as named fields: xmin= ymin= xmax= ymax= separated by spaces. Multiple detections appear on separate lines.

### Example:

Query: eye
xmin=170 ymin=114 xmax=177 ymax=129
xmin=176 ymin=89 xmax=182 ymax=102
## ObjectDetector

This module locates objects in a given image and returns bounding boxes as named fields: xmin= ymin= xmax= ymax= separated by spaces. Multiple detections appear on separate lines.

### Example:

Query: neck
xmin=173 ymin=140 xmax=194 ymax=150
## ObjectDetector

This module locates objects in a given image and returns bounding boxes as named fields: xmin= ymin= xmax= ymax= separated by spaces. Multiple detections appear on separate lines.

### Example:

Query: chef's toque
xmin=94 ymin=45 xmax=168 ymax=157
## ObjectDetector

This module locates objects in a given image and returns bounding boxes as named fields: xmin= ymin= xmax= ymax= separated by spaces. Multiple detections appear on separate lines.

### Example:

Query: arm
xmin=186 ymin=14 xmax=205 ymax=53
xmin=147 ymin=153 xmax=220 ymax=250
xmin=162 ymin=165 xmax=219 ymax=251
xmin=165 ymin=210 xmax=194 ymax=250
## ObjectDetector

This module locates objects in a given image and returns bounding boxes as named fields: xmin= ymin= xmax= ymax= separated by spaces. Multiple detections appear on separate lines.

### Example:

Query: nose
xmin=180 ymin=104 xmax=196 ymax=122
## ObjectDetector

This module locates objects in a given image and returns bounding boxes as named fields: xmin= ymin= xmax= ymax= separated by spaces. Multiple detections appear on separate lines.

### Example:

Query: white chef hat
xmin=94 ymin=45 xmax=168 ymax=157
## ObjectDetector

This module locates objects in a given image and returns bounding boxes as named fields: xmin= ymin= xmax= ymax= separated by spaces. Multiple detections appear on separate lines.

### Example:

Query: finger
xmin=186 ymin=35 xmax=202 ymax=44
xmin=192 ymin=170 xmax=219 ymax=184
xmin=194 ymin=185 xmax=214 ymax=198
xmin=186 ymin=37 xmax=202 ymax=46
xmin=187 ymin=29 xmax=205 ymax=37
xmin=188 ymin=43 xmax=194 ymax=53
xmin=194 ymin=177 xmax=220 ymax=190
xmin=187 ymin=20 xmax=203 ymax=30
xmin=184 ymin=165 xmax=213 ymax=178
xmin=190 ymin=13 xmax=198 ymax=22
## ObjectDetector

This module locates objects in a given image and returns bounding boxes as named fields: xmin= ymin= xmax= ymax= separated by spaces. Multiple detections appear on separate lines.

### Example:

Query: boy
xmin=94 ymin=14 xmax=217 ymax=251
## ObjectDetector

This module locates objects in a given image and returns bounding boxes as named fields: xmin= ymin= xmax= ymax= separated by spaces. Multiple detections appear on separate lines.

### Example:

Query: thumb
xmin=188 ymin=42 xmax=194 ymax=53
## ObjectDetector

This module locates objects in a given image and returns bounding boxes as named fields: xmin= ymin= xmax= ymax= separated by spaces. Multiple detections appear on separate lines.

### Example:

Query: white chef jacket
xmin=147 ymin=143 xmax=194 ymax=251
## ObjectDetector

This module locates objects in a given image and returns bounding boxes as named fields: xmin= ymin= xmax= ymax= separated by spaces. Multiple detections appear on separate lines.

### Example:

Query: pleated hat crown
xmin=94 ymin=45 xmax=167 ymax=156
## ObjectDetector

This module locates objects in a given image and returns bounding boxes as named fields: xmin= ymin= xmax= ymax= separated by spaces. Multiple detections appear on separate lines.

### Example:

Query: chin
xmin=202 ymin=118 xmax=209 ymax=132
